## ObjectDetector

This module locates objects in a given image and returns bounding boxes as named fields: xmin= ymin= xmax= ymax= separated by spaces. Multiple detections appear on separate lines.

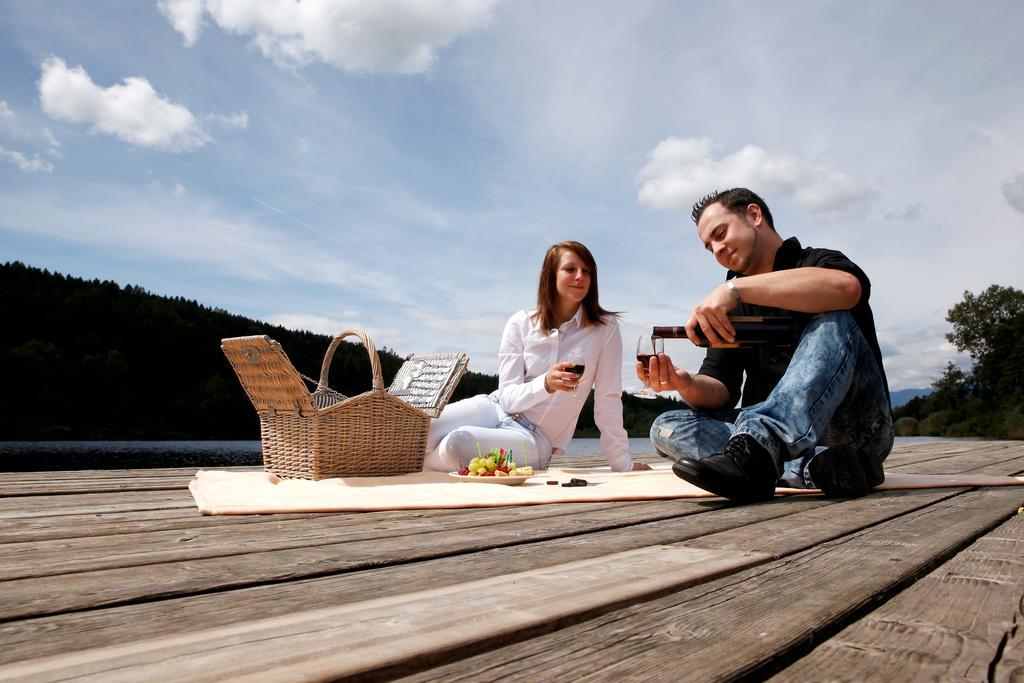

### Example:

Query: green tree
xmin=929 ymin=361 xmax=970 ymax=411
xmin=896 ymin=284 xmax=1024 ymax=438
xmin=946 ymin=284 xmax=1024 ymax=361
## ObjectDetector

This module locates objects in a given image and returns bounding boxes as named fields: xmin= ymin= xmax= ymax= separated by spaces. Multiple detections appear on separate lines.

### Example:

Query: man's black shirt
xmin=697 ymin=237 xmax=889 ymax=409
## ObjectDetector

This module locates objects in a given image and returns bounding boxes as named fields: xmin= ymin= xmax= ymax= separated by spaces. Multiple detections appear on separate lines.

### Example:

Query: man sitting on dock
xmin=639 ymin=187 xmax=892 ymax=503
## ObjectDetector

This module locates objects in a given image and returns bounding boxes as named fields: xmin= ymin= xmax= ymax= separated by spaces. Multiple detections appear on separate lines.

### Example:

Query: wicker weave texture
xmin=223 ymin=329 xmax=431 ymax=480
xmin=221 ymin=336 xmax=316 ymax=415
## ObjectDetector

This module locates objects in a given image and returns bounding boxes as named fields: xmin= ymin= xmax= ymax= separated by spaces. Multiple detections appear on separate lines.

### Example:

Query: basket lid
xmin=387 ymin=353 xmax=468 ymax=418
xmin=221 ymin=335 xmax=316 ymax=415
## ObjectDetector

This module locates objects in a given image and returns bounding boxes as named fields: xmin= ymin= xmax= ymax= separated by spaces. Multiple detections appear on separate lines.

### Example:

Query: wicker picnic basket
xmin=221 ymin=329 xmax=466 ymax=480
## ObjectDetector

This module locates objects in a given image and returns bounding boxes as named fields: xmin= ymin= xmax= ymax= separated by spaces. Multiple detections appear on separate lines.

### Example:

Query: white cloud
xmin=265 ymin=313 xmax=356 ymax=336
xmin=878 ymin=331 xmax=970 ymax=392
xmin=884 ymin=202 xmax=925 ymax=222
xmin=41 ymin=128 xmax=65 ymax=160
xmin=1003 ymin=173 xmax=1024 ymax=214
xmin=38 ymin=57 xmax=209 ymax=151
xmin=404 ymin=308 xmax=508 ymax=337
xmin=207 ymin=110 xmax=248 ymax=130
xmin=263 ymin=313 xmax=402 ymax=345
xmin=636 ymin=137 xmax=876 ymax=222
xmin=0 ymin=102 xmax=63 ymax=160
xmin=0 ymin=185 xmax=409 ymax=302
xmin=160 ymin=0 xmax=499 ymax=74
xmin=157 ymin=0 xmax=205 ymax=47
xmin=0 ymin=144 xmax=54 ymax=173
xmin=173 ymin=182 xmax=187 ymax=195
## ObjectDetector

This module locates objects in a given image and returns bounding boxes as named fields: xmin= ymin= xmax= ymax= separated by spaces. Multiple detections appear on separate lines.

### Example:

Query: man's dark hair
xmin=691 ymin=188 xmax=775 ymax=231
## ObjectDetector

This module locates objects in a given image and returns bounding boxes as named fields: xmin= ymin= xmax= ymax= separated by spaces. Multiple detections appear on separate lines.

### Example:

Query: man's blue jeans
xmin=649 ymin=311 xmax=893 ymax=489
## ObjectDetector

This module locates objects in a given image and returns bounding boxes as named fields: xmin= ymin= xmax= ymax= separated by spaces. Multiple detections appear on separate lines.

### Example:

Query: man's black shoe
xmin=671 ymin=434 xmax=778 ymax=502
xmin=808 ymin=446 xmax=870 ymax=498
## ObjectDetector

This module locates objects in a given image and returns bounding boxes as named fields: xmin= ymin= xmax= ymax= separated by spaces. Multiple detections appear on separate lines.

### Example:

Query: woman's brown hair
xmin=533 ymin=241 xmax=618 ymax=333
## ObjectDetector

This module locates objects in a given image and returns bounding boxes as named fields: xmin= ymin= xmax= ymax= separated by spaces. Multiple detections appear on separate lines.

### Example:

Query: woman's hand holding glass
xmin=545 ymin=360 xmax=584 ymax=396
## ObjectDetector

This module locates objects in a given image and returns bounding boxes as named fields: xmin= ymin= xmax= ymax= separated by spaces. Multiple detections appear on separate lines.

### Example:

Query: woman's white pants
xmin=423 ymin=395 xmax=552 ymax=471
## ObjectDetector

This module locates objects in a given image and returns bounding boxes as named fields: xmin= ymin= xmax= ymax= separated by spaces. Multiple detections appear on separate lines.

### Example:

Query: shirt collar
xmin=529 ymin=306 xmax=584 ymax=336
xmin=553 ymin=306 xmax=583 ymax=334
xmin=772 ymin=236 xmax=803 ymax=271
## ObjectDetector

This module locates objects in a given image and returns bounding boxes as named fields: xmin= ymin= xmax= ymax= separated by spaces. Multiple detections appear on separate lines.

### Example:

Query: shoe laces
xmin=724 ymin=435 xmax=776 ymax=478
xmin=723 ymin=434 xmax=756 ymax=462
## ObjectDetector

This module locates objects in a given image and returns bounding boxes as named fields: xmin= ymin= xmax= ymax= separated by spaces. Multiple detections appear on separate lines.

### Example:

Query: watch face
xmin=727 ymin=281 xmax=741 ymax=302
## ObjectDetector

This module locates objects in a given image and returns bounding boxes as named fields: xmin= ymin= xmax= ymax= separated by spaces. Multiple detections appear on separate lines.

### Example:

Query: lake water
xmin=0 ymin=436 xmax=963 ymax=471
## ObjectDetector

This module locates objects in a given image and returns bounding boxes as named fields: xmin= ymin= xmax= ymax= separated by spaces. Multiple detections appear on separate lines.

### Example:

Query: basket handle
xmin=319 ymin=328 xmax=384 ymax=393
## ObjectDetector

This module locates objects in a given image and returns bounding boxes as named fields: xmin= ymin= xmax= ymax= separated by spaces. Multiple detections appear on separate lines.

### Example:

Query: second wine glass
xmin=633 ymin=334 xmax=664 ymax=399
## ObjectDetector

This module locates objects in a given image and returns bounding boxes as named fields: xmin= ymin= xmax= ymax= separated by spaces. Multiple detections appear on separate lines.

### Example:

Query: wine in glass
xmin=564 ymin=351 xmax=585 ymax=400
xmin=634 ymin=334 xmax=664 ymax=399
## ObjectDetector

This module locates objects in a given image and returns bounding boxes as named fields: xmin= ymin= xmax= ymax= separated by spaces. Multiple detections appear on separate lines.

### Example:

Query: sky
xmin=2 ymin=0 xmax=1023 ymax=397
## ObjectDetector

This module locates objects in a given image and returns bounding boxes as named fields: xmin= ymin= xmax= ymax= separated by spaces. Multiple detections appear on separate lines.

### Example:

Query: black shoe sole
xmin=672 ymin=458 xmax=775 ymax=503
xmin=808 ymin=447 xmax=870 ymax=498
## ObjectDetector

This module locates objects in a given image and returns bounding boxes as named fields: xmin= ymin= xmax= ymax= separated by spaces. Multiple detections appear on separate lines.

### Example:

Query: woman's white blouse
xmin=492 ymin=307 xmax=633 ymax=471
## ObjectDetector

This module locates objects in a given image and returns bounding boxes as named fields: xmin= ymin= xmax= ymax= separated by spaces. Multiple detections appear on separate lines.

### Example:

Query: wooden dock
xmin=1 ymin=440 xmax=1022 ymax=681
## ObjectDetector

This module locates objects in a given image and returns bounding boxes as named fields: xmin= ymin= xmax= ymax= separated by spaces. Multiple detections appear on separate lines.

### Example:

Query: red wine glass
xmin=633 ymin=335 xmax=663 ymax=399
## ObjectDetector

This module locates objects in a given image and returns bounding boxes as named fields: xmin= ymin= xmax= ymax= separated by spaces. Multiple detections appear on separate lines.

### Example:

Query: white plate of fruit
xmin=449 ymin=448 xmax=534 ymax=486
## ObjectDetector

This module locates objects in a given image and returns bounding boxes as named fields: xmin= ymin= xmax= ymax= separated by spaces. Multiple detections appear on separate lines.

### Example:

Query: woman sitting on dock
xmin=424 ymin=241 xmax=650 ymax=473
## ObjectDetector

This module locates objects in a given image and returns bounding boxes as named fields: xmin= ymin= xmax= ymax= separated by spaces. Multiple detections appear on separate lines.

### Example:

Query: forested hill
xmin=0 ymin=261 xmax=500 ymax=439
xmin=1 ymin=262 xmax=678 ymax=441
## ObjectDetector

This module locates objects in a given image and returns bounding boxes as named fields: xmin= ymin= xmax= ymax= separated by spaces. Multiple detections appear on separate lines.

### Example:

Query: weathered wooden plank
xmin=0 ymin=440 xmax=1013 ymax=499
xmin=0 ymin=467 xmax=248 ymax=493
xmin=0 ymin=478 xmax=192 ymax=497
xmin=4 ymin=444 xmax=1019 ymax=618
xmin=683 ymin=487 xmax=966 ymax=558
xmin=0 ymin=545 xmax=773 ymax=683
xmin=28 ymin=448 xmax=1019 ymax=581
xmin=680 ymin=449 xmax=1024 ymax=559
xmin=0 ymin=499 xmax=724 ymax=619
xmin=0 ymin=497 xmax=833 ymax=663
xmin=0 ymin=441 xmax=1019 ymax=677
xmin=0 ymin=499 xmax=636 ymax=545
xmin=0 ymin=440 xmax=1007 ymax=496
xmin=0 ymin=467 xmax=217 ymax=482
xmin=885 ymin=448 xmax=1024 ymax=476
xmin=0 ymin=491 xmax=196 ymax=519
xmin=399 ymin=487 xmax=1024 ymax=682
xmin=767 ymin=511 xmax=1024 ymax=682
xmin=0 ymin=499 xmax=660 ymax=580
xmin=885 ymin=442 xmax=1024 ymax=473
xmin=969 ymin=454 xmax=1024 ymax=475
xmin=0 ymin=508 xmax=324 ymax=544
xmin=3 ymin=486 xmax=1009 ymax=663
xmin=876 ymin=450 xmax=972 ymax=472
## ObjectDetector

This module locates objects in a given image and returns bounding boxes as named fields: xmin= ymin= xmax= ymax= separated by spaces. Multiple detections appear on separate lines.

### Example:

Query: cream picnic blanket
xmin=188 ymin=464 xmax=1024 ymax=515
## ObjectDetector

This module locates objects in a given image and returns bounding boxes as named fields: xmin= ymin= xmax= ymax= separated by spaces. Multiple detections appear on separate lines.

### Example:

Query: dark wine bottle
xmin=653 ymin=316 xmax=798 ymax=348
